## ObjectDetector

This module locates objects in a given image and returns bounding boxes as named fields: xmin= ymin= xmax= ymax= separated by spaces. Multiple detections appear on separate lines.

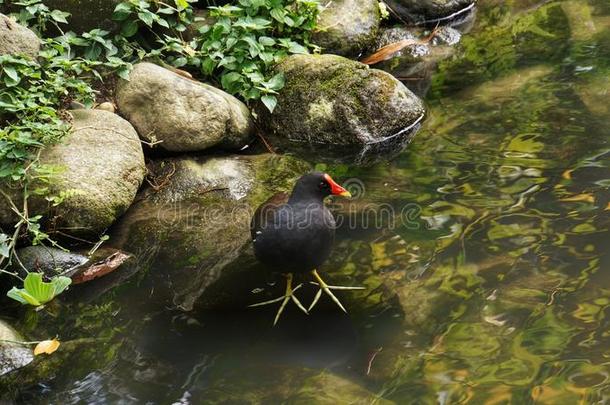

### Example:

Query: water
xmin=3 ymin=0 xmax=610 ymax=403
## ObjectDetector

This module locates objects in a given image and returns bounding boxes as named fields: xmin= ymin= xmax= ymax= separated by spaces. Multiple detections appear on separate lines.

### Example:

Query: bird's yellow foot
xmin=249 ymin=273 xmax=308 ymax=325
xmin=308 ymin=269 xmax=365 ymax=313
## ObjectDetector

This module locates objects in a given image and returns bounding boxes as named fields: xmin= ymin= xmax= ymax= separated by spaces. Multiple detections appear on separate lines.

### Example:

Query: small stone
xmin=96 ymin=102 xmax=115 ymax=113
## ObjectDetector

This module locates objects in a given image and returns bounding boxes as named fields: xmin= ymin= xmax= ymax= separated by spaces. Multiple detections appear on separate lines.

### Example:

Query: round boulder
xmin=116 ymin=62 xmax=255 ymax=153
xmin=256 ymin=54 xmax=425 ymax=164
xmin=0 ymin=14 xmax=40 ymax=58
xmin=0 ymin=109 xmax=146 ymax=237
xmin=311 ymin=0 xmax=381 ymax=57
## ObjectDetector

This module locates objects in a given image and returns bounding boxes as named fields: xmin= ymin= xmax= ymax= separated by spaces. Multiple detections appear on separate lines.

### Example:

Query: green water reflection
xmin=2 ymin=0 xmax=610 ymax=403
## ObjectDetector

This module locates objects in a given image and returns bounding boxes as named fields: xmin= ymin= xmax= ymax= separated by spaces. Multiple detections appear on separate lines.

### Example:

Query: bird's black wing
xmin=250 ymin=192 xmax=289 ymax=240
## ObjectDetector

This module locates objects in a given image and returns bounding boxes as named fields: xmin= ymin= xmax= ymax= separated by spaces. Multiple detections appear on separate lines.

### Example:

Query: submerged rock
xmin=0 ymin=320 xmax=33 ymax=377
xmin=116 ymin=62 xmax=255 ymax=152
xmin=0 ymin=109 xmax=146 ymax=237
xmin=41 ymin=0 xmax=121 ymax=33
xmin=311 ymin=0 xmax=380 ymax=57
xmin=0 ymin=14 xmax=40 ymax=58
xmin=256 ymin=54 xmax=425 ymax=165
xmin=110 ymin=154 xmax=310 ymax=311
xmin=383 ymin=0 xmax=476 ymax=25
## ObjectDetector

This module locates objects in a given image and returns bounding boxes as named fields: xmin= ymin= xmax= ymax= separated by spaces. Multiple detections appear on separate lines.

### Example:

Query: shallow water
xmin=4 ymin=0 xmax=610 ymax=403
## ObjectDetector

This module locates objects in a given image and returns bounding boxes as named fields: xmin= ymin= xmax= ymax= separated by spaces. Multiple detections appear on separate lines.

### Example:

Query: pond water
xmin=3 ymin=0 xmax=610 ymax=403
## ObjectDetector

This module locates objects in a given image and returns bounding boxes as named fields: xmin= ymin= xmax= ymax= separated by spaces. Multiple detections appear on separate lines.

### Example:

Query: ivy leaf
xmin=121 ymin=20 xmax=139 ymax=37
xmin=266 ymin=73 xmax=284 ymax=91
xmin=261 ymin=95 xmax=277 ymax=113
xmin=50 ymin=10 xmax=70 ymax=24
xmin=137 ymin=11 xmax=155 ymax=27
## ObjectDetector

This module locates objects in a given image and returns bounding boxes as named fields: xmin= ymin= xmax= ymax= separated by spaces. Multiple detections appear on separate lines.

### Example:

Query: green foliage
xmin=0 ymin=0 xmax=320 ymax=300
xmin=6 ymin=272 xmax=72 ymax=306
xmin=113 ymin=0 xmax=320 ymax=111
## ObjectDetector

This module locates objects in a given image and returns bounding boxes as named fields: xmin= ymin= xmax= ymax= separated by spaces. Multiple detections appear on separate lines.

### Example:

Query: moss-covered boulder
xmin=42 ymin=0 xmax=121 ymax=33
xmin=0 ymin=14 xmax=40 ymax=58
xmin=109 ymin=154 xmax=310 ymax=311
xmin=257 ymin=54 xmax=425 ymax=164
xmin=311 ymin=0 xmax=380 ymax=57
xmin=13 ymin=246 xmax=88 ymax=278
xmin=116 ymin=62 xmax=255 ymax=152
xmin=383 ymin=0 xmax=475 ymax=24
xmin=0 ymin=109 xmax=146 ymax=237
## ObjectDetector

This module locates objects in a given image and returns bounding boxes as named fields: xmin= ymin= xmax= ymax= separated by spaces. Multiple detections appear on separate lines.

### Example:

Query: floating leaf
xmin=6 ymin=273 xmax=72 ymax=306
xmin=34 ymin=339 xmax=60 ymax=356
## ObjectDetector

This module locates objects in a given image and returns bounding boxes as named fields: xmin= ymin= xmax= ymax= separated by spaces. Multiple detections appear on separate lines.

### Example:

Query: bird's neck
xmin=287 ymin=191 xmax=325 ymax=206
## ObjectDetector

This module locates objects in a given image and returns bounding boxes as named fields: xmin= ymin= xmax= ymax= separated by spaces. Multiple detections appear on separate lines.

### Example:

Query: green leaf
xmin=6 ymin=273 xmax=72 ymax=306
xmin=50 ymin=10 xmax=70 ymax=24
xmin=121 ymin=20 xmax=139 ymax=37
xmin=261 ymin=95 xmax=277 ymax=113
xmin=266 ymin=73 xmax=284 ymax=91
xmin=138 ymin=11 xmax=155 ymax=27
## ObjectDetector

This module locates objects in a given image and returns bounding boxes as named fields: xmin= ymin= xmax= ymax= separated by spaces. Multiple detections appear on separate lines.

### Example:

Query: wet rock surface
xmin=0 ymin=320 xmax=33 ymax=377
xmin=0 ymin=14 xmax=40 ymax=58
xmin=116 ymin=62 xmax=255 ymax=153
xmin=13 ymin=246 xmax=89 ymax=278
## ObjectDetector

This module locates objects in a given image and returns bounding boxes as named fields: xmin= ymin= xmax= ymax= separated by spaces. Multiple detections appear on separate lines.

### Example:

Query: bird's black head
xmin=289 ymin=172 xmax=351 ymax=202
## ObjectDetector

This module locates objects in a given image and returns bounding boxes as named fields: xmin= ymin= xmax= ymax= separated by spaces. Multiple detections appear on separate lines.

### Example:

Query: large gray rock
xmin=116 ymin=62 xmax=255 ymax=152
xmin=0 ymin=320 xmax=33 ymax=377
xmin=311 ymin=0 xmax=380 ymax=57
xmin=0 ymin=109 xmax=146 ymax=237
xmin=383 ymin=0 xmax=475 ymax=24
xmin=0 ymin=14 xmax=40 ymax=58
xmin=256 ymin=54 xmax=425 ymax=164
xmin=109 ymin=154 xmax=310 ymax=311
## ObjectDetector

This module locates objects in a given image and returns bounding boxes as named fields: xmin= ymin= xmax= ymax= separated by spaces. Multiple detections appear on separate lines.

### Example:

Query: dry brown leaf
xmin=34 ymin=339 xmax=60 ymax=355
xmin=560 ymin=193 xmax=595 ymax=203
xmin=360 ymin=27 xmax=439 ymax=65
xmin=71 ymin=251 xmax=131 ymax=285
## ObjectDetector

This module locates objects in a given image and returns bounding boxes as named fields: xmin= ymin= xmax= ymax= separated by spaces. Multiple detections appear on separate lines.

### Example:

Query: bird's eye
xmin=319 ymin=181 xmax=328 ymax=189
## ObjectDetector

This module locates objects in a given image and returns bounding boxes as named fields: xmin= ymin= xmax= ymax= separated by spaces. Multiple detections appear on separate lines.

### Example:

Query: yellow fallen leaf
xmin=34 ymin=339 xmax=60 ymax=356
xmin=560 ymin=193 xmax=594 ymax=203
xmin=562 ymin=169 xmax=573 ymax=180
xmin=606 ymin=202 xmax=610 ymax=211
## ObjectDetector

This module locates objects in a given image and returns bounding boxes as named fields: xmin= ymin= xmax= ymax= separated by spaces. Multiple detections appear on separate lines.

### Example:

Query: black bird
xmin=250 ymin=172 xmax=364 ymax=324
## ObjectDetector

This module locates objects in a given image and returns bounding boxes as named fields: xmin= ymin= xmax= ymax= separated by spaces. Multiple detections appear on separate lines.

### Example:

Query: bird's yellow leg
xmin=248 ymin=273 xmax=308 ymax=325
xmin=308 ymin=269 xmax=365 ymax=312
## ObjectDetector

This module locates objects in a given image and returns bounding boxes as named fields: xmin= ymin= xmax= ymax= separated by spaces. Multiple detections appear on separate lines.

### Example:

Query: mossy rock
xmin=311 ymin=0 xmax=381 ymax=57
xmin=109 ymin=153 xmax=310 ymax=311
xmin=0 ymin=109 xmax=146 ymax=237
xmin=256 ymin=54 xmax=425 ymax=164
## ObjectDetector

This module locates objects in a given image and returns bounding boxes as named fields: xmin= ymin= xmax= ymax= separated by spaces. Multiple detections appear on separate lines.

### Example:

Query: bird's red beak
xmin=324 ymin=174 xmax=352 ymax=197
